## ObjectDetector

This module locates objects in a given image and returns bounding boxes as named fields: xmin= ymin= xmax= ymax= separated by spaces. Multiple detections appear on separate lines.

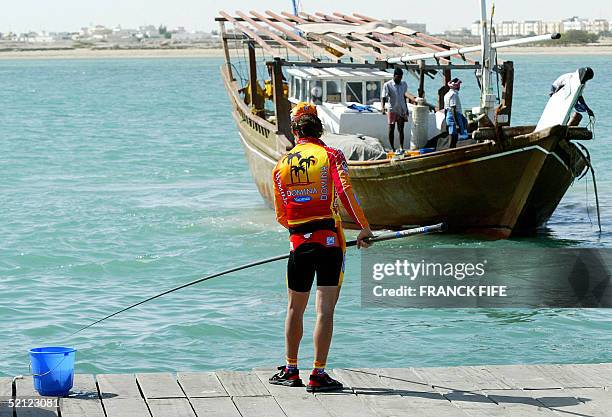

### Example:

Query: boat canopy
xmin=286 ymin=67 xmax=392 ymax=105
xmin=216 ymin=10 xmax=474 ymax=65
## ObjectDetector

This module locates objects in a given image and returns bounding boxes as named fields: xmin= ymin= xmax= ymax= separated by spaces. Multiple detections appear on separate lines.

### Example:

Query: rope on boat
xmin=576 ymin=142 xmax=602 ymax=233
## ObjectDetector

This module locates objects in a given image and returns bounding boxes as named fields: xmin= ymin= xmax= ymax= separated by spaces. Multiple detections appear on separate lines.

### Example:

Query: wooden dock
xmin=1 ymin=363 xmax=611 ymax=416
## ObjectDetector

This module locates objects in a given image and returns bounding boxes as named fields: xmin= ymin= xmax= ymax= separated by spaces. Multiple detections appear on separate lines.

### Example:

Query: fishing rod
xmin=71 ymin=222 xmax=446 ymax=335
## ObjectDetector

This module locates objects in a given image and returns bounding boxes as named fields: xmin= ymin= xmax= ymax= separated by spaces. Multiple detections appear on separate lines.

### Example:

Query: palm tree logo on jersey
xmin=284 ymin=152 xmax=316 ymax=185
xmin=298 ymin=156 xmax=316 ymax=182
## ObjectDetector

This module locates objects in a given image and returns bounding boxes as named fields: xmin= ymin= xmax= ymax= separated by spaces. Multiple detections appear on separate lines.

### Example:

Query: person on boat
xmin=444 ymin=78 xmax=468 ymax=148
xmin=269 ymin=102 xmax=373 ymax=392
xmin=549 ymin=69 xmax=595 ymax=126
xmin=382 ymin=67 xmax=409 ymax=153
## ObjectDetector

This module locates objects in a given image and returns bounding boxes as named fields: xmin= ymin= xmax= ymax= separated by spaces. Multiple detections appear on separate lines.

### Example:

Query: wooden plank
xmin=331 ymin=368 xmax=391 ymax=395
xmin=535 ymin=364 xmax=600 ymax=388
xmin=266 ymin=11 xmax=366 ymax=63
xmin=97 ymin=374 xmax=151 ymax=417
xmin=361 ymin=395 xmax=472 ymax=417
xmin=531 ymin=388 xmax=609 ymax=417
xmin=215 ymin=371 xmax=270 ymax=397
xmin=483 ymin=389 xmax=559 ymax=416
xmin=102 ymin=398 xmax=151 ymax=417
xmin=232 ymin=396 xmax=286 ymax=417
xmin=148 ymin=398 xmax=196 ymax=417
xmin=60 ymin=398 xmax=106 ymax=417
xmin=377 ymin=368 xmax=435 ymax=393
xmin=219 ymin=11 xmax=280 ymax=58
xmin=0 ymin=377 xmax=11 ymax=417
xmin=413 ymin=366 xmax=511 ymax=392
xmin=60 ymin=374 xmax=105 ymax=417
xmin=253 ymin=370 xmax=305 ymax=398
xmin=96 ymin=374 xmax=141 ymax=398
xmin=249 ymin=11 xmax=338 ymax=60
xmin=136 ymin=373 xmax=184 ymax=399
xmin=441 ymin=390 xmax=507 ymax=417
xmin=315 ymin=393 xmax=379 ymax=417
xmin=15 ymin=376 xmax=40 ymax=398
xmin=567 ymin=387 xmax=612 ymax=415
xmin=0 ymin=377 xmax=12 ymax=397
xmin=235 ymin=11 xmax=315 ymax=61
xmin=566 ymin=363 xmax=612 ymax=388
xmin=189 ymin=397 xmax=241 ymax=417
xmin=15 ymin=407 xmax=60 ymax=417
xmin=177 ymin=372 xmax=228 ymax=398
xmin=68 ymin=374 xmax=99 ymax=398
xmin=0 ymin=403 xmax=11 ymax=417
xmin=275 ymin=395 xmax=334 ymax=417
xmin=483 ymin=365 xmax=562 ymax=390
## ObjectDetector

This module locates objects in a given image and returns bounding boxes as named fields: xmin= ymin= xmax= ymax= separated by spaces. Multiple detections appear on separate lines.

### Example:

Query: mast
xmin=291 ymin=0 xmax=300 ymax=16
xmin=479 ymin=0 xmax=495 ymax=121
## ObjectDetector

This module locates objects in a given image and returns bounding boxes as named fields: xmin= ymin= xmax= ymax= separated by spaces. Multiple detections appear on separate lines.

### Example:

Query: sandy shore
xmin=0 ymin=48 xmax=227 ymax=60
xmin=0 ymin=45 xmax=611 ymax=60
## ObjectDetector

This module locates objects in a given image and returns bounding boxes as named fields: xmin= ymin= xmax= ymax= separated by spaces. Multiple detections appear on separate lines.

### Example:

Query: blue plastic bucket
xmin=29 ymin=346 xmax=76 ymax=396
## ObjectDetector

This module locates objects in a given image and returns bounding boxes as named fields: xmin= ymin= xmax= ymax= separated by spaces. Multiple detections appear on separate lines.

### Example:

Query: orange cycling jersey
xmin=273 ymin=138 xmax=369 ymax=249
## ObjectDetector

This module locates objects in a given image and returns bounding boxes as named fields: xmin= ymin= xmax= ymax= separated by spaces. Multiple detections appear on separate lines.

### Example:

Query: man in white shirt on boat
xmin=444 ymin=78 xmax=467 ymax=148
xmin=382 ymin=67 xmax=409 ymax=153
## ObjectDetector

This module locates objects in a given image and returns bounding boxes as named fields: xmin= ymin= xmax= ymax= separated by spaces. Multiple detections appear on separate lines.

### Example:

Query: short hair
xmin=291 ymin=114 xmax=323 ymax=139
xmin=394 ymin=67 xmax=403 ymax=77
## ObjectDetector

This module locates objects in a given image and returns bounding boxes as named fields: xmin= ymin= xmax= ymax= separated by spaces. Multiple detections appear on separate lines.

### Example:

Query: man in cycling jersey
xmin=269 ymin=102 xmax=373 ymax=392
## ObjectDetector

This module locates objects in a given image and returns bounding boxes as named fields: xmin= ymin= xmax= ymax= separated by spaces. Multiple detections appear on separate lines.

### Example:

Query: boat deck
xmin=2 ymin=363 xmax=611 ymax=416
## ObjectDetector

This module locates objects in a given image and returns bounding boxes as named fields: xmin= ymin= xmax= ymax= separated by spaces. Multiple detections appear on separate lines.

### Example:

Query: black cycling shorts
xmin=286 ymin=243 xmax=345 ymax=292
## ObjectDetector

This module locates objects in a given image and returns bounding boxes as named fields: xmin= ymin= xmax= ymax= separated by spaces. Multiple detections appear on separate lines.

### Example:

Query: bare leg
xmin=388 ymin=123 xmax=395 ymax=150
xmin=396 ymin=119 xmax=405 ymax=149
xmin=285 ymin=289 xmax=310 ymax=362
xmin=313 ymin=286 xmax=340 ymax=367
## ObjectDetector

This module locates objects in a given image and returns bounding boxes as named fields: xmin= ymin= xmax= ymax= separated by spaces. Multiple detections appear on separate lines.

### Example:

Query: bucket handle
xmin=28 ymin=352 xmax=70 ymax=377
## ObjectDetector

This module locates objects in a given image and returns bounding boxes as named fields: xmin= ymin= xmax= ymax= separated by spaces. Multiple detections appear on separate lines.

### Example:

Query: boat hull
xmin=223 ymin=67 xmax=585 ymax=238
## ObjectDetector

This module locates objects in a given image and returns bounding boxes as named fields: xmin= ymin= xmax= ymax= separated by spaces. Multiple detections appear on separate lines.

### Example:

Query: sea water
xmin=0 ymin=55 xmax=610 ymax=376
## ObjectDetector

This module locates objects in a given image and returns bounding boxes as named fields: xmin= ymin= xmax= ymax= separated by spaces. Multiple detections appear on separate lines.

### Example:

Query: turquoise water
xmin=0 ymin=56 xmax=610 ymax=377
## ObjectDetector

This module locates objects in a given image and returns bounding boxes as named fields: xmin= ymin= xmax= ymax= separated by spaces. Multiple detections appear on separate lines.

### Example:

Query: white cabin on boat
xmin=286 ymin=66 xmax=396 ymax=145
xmin=285 ymin=66 xmax=442 ymax=151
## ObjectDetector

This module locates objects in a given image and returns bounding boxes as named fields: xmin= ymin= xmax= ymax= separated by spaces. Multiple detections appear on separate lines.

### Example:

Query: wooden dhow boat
xmin=216 ymin=4 xmax=595 ymax=238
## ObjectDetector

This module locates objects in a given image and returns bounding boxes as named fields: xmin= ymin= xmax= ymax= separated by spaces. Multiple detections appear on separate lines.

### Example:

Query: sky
xmin=1 ymin=0 xmax=610 ymax=34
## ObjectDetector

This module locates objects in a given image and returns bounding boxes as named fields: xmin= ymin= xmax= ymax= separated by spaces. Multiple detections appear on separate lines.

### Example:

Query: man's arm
xmin=381 ymin=83 xmax=388 ymax=114
xmin=328 ymin=149 xmax=373 ymax=247
xmin=451 ymin=105 xmax=459 ymax=127
xmin=272 ymin=167 xmax=289 ymax=229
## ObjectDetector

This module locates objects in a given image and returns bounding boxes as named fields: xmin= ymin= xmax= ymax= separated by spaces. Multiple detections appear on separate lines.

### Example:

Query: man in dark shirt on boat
xmin=269 ymin=102 xmax=373 ymax=392
xmin=382 ymin=67 xmax=409 ymax=153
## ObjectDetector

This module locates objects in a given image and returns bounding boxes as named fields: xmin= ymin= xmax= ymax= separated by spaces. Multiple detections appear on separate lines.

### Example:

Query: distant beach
xmin=1 ymin=45 xmax=612 ymax=60
xmin=0 ymin=48 xmax=227 ymax=60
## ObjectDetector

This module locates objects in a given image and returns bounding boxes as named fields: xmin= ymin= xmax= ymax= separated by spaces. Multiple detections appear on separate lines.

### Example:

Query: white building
xmin=562 ymin=17 xmax=588 ymax=32
xmin=586 ymin=19 xmax=609 ymax=34
xmin=542 ymin=21 xmax=562 ymax=34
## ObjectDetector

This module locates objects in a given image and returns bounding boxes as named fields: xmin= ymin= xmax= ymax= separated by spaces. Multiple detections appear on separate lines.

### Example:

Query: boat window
xmin=365 ymin=81 xmax=382 ymax=105
xmin=325 ymin=80 xmax=341 ymax=103
xmin=294 ymin=78 xmax=302 ymax=100
xmin=301 ymin=80 xmax=309 ymax=102
xmin=346 ymin=81 xmax=363 ymax=103
xmin=310 ymin=80 xmax=323 ymax=105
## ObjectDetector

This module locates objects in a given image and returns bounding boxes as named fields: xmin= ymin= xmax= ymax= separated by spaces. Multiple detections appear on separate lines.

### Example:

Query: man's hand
xmin=357 ymin=227 xmax=374 ymax=249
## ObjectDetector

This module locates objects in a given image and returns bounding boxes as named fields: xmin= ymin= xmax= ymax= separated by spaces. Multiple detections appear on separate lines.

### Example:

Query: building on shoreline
xmin=471 ymin=16 xmax=610 ymax=37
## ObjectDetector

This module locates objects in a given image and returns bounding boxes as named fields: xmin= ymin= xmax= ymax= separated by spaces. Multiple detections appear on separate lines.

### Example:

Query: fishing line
xmin=70 ymin=223 xmax=446 ymax=336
